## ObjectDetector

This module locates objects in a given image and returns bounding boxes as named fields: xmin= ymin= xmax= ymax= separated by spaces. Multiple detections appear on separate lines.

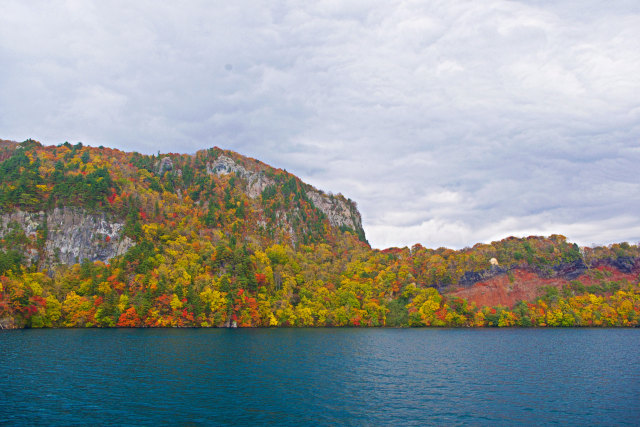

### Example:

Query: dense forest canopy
xmin=0 ymin=139 xmax=639 ymax=328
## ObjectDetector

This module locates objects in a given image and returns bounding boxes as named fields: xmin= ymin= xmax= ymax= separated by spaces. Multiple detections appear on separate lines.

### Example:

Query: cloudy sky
xmin=1 ymin=1 xmax=639 ymax=249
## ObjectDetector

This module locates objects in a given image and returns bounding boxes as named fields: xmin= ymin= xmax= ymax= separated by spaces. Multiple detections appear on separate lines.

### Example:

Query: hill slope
xmin=0 ymin=139 xmax=638 ymax=329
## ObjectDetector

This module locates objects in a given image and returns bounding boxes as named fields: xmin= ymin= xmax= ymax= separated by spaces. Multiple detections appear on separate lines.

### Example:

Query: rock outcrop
xmin=449 ymin=256 xmax=640 ymax=307
xmin=457 ymin=256 xmax=640 ymax=290
xmin=550 ymin=259 xmax=588 ymax=280
xmin=458 ymin=265 xmax=508 ymax=288
xmin=207 ymin=154 xmax=365 ymax=238
xmin=0 ymin=207 xmax=133 ymax=268
xmin=305 ymin=189 xmax=363 ymax=233
xmin=207 ymin=155 xmax=275 ymax=199
xmin=154 ymin=156 xmax=174 ymax=175
xmin=595 ymin=256 xmax=640 ymax=274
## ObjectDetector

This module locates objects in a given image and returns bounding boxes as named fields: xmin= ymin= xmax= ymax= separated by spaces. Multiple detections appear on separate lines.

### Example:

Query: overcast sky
xmin=1 ymin=1 xmax=639 ymax=249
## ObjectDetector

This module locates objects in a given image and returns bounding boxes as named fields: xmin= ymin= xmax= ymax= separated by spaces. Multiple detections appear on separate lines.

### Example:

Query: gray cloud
xmin=1 ymin=0 xmax=639 ymax=249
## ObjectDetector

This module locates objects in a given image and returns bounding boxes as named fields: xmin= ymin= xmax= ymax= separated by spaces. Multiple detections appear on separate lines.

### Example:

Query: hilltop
xmin=0 ymin=139 xmax=638 ymax=328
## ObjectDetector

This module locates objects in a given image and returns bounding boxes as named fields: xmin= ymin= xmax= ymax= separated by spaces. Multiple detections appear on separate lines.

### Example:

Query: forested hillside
xmin=1 ymin=139 xmax=639 ymax=328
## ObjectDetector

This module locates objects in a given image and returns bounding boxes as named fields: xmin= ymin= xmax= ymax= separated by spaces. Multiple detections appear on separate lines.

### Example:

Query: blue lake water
xmin=1 ymin=328 xmax=639 ymax=425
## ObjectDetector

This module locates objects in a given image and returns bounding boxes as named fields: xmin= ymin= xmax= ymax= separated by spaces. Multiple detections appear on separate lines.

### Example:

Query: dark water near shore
xmin=1 ymin=328 xmax=639 ymax=425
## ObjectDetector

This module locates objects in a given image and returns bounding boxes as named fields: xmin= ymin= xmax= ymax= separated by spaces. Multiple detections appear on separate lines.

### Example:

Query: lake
xmin=1 ymin=328 xmax=639 ymax=425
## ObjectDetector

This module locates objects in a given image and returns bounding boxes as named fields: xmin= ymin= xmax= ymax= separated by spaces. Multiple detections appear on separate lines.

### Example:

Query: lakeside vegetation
xmin=1 ymin=139 xmax=639 ymax=328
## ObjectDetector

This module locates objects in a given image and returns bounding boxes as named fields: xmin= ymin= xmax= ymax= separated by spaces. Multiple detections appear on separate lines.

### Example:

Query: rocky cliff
xmin=0 ymin=142 xmax=367 ymax=273
xmin=450 ymin=257 xmax=640 ymax=307
xmin=0 ymin=207 xmax=133 ymax=268
xmin=205 ymin=154 xmax=364 ymax=234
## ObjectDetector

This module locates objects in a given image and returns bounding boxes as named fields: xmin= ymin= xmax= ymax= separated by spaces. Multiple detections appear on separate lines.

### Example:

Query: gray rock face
xmin=306 ymin=189 xmax=363 ymax=232
xmin=207 ymin=155 xmax=243 ymax=176
xmin=552 ymin=259 xmax=588 ymax=280
xmin=155 ymin=157 xmax=174 ymax=175
xmin=599 ymin=256 xmax=640 ymax=274
xmin=0 ymin=208 xmax=134 ymax=267
xmin=207 ymin=154 xmax=364 ymax=233
xmin=458 ymin=265 xmax=507 ymax=288
xmin=207 ymin=155 xmax=274 ymax=199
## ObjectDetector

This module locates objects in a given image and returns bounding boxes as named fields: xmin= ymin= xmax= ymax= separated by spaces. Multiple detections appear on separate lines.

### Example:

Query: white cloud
xmin=1 ymin=0 xmax=639 ymax=249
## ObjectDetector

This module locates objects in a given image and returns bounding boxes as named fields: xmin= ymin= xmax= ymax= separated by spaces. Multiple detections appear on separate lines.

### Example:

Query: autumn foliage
xmin=0 ymin=139 xmax=639 ymax=329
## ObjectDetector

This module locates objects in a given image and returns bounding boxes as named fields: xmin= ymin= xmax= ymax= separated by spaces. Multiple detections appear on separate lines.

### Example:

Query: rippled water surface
xmin=1 ymin=328 xmax=639 ymax=425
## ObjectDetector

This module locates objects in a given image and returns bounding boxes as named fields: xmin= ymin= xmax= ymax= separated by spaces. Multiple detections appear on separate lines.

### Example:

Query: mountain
xmin=0 ymin=138 xmax=365 ymax=267
xmin=0 ymin=139 xmax=638 ymax=329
